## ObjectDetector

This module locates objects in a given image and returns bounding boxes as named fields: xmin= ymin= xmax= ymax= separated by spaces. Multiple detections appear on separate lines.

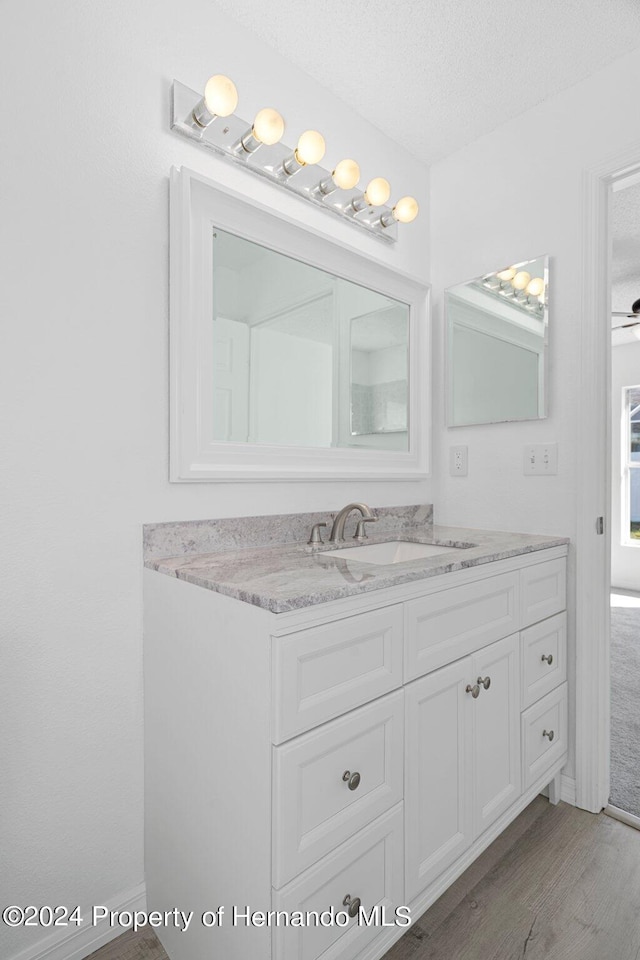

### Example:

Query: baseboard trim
xmin=605 ymin=804 xmax=640 ymax=831
xmin=7 ymin=882 xmax=146 ymax=960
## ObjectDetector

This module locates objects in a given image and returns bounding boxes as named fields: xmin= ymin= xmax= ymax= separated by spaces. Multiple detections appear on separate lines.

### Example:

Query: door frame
xmin=576 ymin=142 xmax=640 ymax=812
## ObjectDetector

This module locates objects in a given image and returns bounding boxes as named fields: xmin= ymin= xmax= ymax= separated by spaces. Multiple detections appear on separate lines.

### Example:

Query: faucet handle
xmin=353 ymin=517 xmax=378 ymax=541
xmin=308 ymin=522 xmax=327 ymax=545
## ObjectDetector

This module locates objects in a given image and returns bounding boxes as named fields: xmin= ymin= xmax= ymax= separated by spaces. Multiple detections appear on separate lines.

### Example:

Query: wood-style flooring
xmin=88 ymin=798 xmax=640 ymax=960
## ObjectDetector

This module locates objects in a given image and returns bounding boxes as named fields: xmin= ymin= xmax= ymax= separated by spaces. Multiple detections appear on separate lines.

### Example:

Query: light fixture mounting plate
xmin=170 ymin=81 xmax=398 ymax=244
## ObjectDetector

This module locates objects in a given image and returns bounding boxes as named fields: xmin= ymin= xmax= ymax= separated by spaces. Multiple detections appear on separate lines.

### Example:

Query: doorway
xmin=608 ymin=172 xmax=640 ymax=826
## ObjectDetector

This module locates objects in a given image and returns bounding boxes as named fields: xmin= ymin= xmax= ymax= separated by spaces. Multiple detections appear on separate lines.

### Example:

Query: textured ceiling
xmin=612 ymin=181 xmax=640 ymax=316
xmin=213 ymin=0 xmax=640 ymax=163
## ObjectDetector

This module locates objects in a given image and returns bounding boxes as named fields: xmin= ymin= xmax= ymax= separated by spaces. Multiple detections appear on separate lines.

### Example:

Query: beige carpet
xmin=610 ymin=591 xmax=640 ymax=817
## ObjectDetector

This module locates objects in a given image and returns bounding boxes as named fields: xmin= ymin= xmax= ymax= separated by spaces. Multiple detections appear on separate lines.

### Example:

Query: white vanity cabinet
xmin=144 ymin=545 xmax=568 ymax=960
xmin=405 ymin=632 xmax=521 ymax=900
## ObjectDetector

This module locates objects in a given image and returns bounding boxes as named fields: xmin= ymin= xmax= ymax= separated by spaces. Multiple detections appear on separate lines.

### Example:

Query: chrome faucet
xmin=329 ymin=503 xmax=378 ymax=543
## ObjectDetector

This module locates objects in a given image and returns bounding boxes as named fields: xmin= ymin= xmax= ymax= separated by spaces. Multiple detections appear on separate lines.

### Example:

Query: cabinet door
xmin=405 ymin=658 xmax=473 ymax=901
xmin=471 ymin=634 xmax=521 ymax=836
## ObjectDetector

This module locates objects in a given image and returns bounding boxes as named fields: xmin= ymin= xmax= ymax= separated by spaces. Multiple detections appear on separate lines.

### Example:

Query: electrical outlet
xmin=523 ymin=443 xmax=558 ymax=476
xmin=450 ymin=445 xmax=468 ymax=476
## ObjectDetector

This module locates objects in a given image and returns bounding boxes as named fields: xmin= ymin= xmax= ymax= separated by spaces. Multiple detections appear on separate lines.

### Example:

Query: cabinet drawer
xmin=521 ymin=612 xmax=567 ymax=709
xmin=404 ymin=572 xmax=519 ymax=681
xmin=520 ymin=558 xmax=566 ymax=627
xmin=521 ymin=683 xmax=567 ymax=789
xmin=272 ymin=804 xmax=404 ymax=960
xmin=272 ymin=606 xmax=403 ymax=743
xmin=273 ymin=692 xmax=403 ymax=888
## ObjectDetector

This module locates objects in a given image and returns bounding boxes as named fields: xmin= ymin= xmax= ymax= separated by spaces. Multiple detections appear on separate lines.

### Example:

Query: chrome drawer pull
xmin=541 ymin=654 xmax=554 ymax=665
xmin=543 ymin=729 xmax=555 ymax=741
xmin=342 ymin=770 xmax=361 ymax=791
xmin=477 ymin=675 xmax=491 ymax=690
xmin=342 ymin=894 xmax=361 ymax=918
xmin=466 ymin=683 xmax=480 ymax=699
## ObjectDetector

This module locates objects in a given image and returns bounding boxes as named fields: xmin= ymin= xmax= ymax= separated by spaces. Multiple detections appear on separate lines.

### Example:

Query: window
xmin=624 ymin=386 xmax=640 ymax=542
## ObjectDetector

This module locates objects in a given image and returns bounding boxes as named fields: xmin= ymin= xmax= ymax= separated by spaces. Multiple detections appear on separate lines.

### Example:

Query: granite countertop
xmin=144 ymin=523 xmax=569 ymax=614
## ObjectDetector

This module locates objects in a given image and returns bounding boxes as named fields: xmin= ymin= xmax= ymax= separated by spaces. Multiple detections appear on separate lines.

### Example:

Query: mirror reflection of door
xmin=212 ymin=317 xmax=249 ymax=442
xmin=210 ymin=227 xmax=410 ymax=451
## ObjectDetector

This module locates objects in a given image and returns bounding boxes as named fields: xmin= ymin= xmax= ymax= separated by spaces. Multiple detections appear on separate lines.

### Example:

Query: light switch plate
xmin=523 ymin=443 xmax=558 ymax=475
xmin=450 ymin=445 xmax=468 ymax=476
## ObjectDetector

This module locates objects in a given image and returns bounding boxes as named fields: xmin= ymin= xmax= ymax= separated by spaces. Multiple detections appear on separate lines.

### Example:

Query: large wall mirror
xmin=446 ymin=256 xmax=548 ymax=426
xmin=170 ymin=167 xmax=429 ymax=481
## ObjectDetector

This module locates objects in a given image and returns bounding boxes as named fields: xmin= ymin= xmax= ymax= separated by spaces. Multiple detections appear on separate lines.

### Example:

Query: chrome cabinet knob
xmin=477 ymin=676 xmax=491 ymax=690
xmin=543 ymin=729 xmax=555 ymax=741
xmin=541 ymin=654 xmax=554 ymax=665
xmin=466 ymin=683 xmax=480 ymax=699
xmin=343 ymin=894 xmax=361 ymax=918
xmin=342 ymin=770 xmax=361 ymax=791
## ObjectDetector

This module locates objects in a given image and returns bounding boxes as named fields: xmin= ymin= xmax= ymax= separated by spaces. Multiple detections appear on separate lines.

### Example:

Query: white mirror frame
xmin=170 ymin=167 xmax=430 ymax=482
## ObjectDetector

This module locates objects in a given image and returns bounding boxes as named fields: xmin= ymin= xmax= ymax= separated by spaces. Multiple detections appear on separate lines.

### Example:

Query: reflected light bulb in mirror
xmin=496 ymin=267 xmax=516 ymax=282
xmin=295 ymin=130 xmax=326 ymax=166
xmin=364 ymin=177 xmax=391 ymax=207
xmin=512 ymin=270 xmax=531 ymax=291
xmin=526 ymin=277 xmax=545 ymax=297
xmin=191 ymin=74 xmax=238 ymax=129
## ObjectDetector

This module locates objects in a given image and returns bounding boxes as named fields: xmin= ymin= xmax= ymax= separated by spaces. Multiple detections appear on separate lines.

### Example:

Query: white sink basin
xmin=323 ymin=540 xmax=474 ymax=565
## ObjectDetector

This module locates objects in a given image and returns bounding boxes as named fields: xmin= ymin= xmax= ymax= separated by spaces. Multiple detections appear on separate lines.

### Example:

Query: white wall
xmin=611 ymin=341 xmax=640 ymax=589
xmin=0 ymin=2 xmax=430 ymax=957
xmin=430 ymin=48 xmax=640 ymax=782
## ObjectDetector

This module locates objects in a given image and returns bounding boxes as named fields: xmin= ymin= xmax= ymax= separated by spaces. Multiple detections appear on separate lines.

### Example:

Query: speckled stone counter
xmin=143 ymin=506 xmax=568 ymax=614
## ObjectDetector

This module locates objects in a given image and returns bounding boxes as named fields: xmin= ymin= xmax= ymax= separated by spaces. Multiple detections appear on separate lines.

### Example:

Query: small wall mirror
xmin=170 ymin=167 xmax=429 ymax=481
xmin=446 ymin=256 xmax=548 ymax=426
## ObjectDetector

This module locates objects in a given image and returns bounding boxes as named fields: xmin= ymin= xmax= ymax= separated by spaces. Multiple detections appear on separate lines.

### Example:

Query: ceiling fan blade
xmin=613 ymin=320 xmax=640 ymax=330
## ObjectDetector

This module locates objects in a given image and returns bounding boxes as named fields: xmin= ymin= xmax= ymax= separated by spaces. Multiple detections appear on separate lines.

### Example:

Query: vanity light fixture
xmin=315 ymin=158 xmax=360 ymax=195
xmin=171 ymin=76 xmax=419 ymax=243
xmin=280 ymin=130 xmax=326 ymax=177
xmin=348 ymin=177 xmax=392 ymax=214
xmin=378 ymin=195 xmax=420 ymax=228
xmin=237 ymin=107 xmax=285 ymax=154
xmin=190 ymin=74 xmax=238 ymax=130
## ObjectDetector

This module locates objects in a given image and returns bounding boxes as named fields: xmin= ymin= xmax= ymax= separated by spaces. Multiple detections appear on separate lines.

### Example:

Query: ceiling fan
xmin=612 ymin=298 xmax=640 ymax=328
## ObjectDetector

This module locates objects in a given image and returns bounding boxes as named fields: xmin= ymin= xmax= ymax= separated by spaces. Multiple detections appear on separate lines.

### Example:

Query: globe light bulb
xmin=496 ymin=268 xmax=516 ymax=282
xmin=392 ymin=196 xmax=419 ymax=224
xmin=203 ymin=75 xmax=238 ymax=118
xmin=364 ymin=177 xmax=391 ymax=207
xmin=252 ymin=108 xmax=285 ymax=146
xmin=512 ymin=270 xmax=531 ymax=291
xmin=332 ymin=158 xmax=360 ymax=190
xmin=295 ymin=130 xmax=326 ymax=166
xmin=191 ymin=73 xmax=239 ymax=129
xmin=526 ymin=277 xmax=545 ymax=297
